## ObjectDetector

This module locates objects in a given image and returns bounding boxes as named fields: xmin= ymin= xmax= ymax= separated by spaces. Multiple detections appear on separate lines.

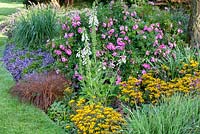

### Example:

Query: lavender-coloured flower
xmin=120 ymin=26 xmax=124 ymax=31
xmin=96 ymin=51 xmax=101 ymax=57
xmin=55 ymin=50 xmax=62 ymax=55
xmin=159 ymin=44 xmax=166 ymax=49
xmin=131 ymin=11 xmax=137 ymax=17
xmin=146 ymin=51 xmax=150 ymax=56
xmin=153 ymin=40 xmax=159 ymax=46
xmin=112 ymin=52 xmax=118 ymax=57
xmin=125 ymin=11 xmax=130 ymax=16
xmin=116 ymin=75 xmax=121 ymax=85
xmin=68 ymin=33 xmax=74 ymax=38
xmin=150 ymin=57 xmax=157 ymax=62
xmin=107 ymin=18 xmax=113 ymax=27
xmin=120 ymin=31 xmax=126 ymax=35
xmin=142 ymin=70 xmax=146 ymax=74
xmin=106 ymin=43 xmax=116 ymax=51
xmin=124 ymin=36 xmax=129 ymax=41
xmin=59 ymin=45 xmax=65 ymax=50
xmin=132 ymin=24 xmax=139 ymax=30
xmin=177 ymin=29 xmax=183 ymax=33
xmin=108 ymin=29 xmax=115 ymax=35
xmin=142 ymin=63 xmax=151 ymax=70
xmin=3 ymin=44 xmax=55 ymax=81
xmin=120 ymin=55 xmax=126 ymax=63
xmin=65 ymin=49 xmax=72 ymax=56
xmin=64 ymin=33 xmax=68 ymax=38
xmin=101 ymin=34 xmax=106 ymax=39
xmin=143 ymin=26 xmax=148 ymax=31
xmin=156 ymin=23 xmax=160 ymax=27
xmin=125 ymin=26 xmax=128 ymax=32
xmin=102 ymin=22 xmax=107 ymax=28
xmin=109 ymin=61 xmax=115 ymax=68
xmin=117 ymin=38 xmax=126 ymax=46
xmin=61 ymin=56 xmax=67 ymax=62
xmin=62 ymin=24 xmax=67 ymax=30
xmin=102 ymin=62 xmax=107 ymax=70
xmin=73 ymin=15 xmax=81 ymax=21
xmin=156 ymin=33 xmax=163 ymax=39
xmin=78 ymin=27 xmax=83 ymax=33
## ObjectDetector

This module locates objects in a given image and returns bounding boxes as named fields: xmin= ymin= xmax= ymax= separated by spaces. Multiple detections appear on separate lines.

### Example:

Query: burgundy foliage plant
xmin=11 ymin=71 xmax=71 ymax=111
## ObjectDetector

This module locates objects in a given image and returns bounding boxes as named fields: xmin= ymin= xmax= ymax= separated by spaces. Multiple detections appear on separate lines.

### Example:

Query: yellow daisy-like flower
xmin=71 ymin=104 xmax=125 ymax=134
xmin=66 ymin=125 xmax=71 ymax=129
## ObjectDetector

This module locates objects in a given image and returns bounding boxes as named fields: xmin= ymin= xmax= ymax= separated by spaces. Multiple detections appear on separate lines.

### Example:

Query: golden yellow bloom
xmin=68 ymin=99 xmax=75 ymax=106
xmin=64 ymin=87 xmax=73 ymax=94
xmin=70 ymin=104 xmax=125 ymax=134
xmin=119 ymin=66 xmax=200 ymax=105
xmin=65 ymin=125 xmax=71 ymax=129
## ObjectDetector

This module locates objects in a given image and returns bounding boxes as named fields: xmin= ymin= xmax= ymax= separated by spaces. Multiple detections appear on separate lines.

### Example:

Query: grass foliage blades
xmin=13 ymin=4 xmax=59 ymax=50
xmin=124 ymin=94 xmax=200 ymax=134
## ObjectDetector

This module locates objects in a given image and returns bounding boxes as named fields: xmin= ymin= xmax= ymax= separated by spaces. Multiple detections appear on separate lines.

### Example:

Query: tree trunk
xmin=188 ymin=0 xmax=200 ymax=48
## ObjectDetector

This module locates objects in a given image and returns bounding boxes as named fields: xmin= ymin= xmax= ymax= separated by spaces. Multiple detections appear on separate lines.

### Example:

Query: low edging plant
xmin=123 ymin=94 xmax=200 ymax=134
xmin=3 ymin=44 xmax=55 ymax=81
xmin=11 ymin=71 xmax=71 ymax=111
xmin=12 ymin=4 xmax=60 ymax=50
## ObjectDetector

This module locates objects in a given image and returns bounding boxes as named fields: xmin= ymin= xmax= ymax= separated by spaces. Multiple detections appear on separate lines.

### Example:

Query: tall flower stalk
xmin=76 ymin=2 xmax=118 ymax=106
xmin=89 ymin=2 xmax=99 ymax=62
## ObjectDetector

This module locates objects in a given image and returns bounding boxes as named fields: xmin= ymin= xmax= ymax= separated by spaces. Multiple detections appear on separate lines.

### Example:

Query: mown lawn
xmin=0 ymin=0 xmax=23 ymax=21
xmin=0 ymin=0 xmax=65 ymax=133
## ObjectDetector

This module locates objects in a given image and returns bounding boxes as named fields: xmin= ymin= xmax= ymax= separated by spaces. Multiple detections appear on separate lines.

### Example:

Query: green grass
xmin=0 ymin=0 xmax=23 ymax=21
xmin=0 ymin=0 xmax=65 ymax=133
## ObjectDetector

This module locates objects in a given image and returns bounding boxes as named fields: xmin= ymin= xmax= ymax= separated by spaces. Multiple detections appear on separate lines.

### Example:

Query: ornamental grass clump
xmin=123 ymin=94 xmax=200 ymax=134
xmin=13 ymin=4 xmax=59 ymax=50
xmin=11 ymin=71 xmax=71 ymax=111
xmin=69 ymin=100 xmax=126 ymax=134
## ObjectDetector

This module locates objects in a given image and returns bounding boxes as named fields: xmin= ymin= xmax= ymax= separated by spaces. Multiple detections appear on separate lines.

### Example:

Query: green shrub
xmin=47 ymin=87 xmax=78 ymax=133
xmin=123 ymin=94 xmax=200 ymax=134
xmin=13 ymin=5 xmax=59 ymax=50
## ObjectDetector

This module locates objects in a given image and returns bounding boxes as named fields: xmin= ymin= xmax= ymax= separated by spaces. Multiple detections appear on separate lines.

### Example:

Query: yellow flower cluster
xmin=64 ymin=87 xmax=73 ymax=94
xmin=179 ymin=60 xmax=199 ymax=75
xmin=141 ymin=73 xmax=170 ymax=103
xmin=120 ymin=70 xmax=200 ymax=105
xmin=70 ymin=104 xmax=125 ymax=134
xmin=120 ymin=77 xmax=144 ymax=106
